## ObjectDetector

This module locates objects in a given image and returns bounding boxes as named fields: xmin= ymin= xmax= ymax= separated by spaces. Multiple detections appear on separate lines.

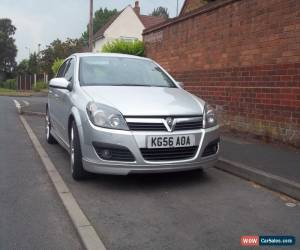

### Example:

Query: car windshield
xmin=79 ymin=56 xmax=176 ymax=88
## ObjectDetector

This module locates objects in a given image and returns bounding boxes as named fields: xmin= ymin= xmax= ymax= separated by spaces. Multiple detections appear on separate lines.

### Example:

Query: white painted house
xmin=93 ymin=1 xmax=165 ymax=52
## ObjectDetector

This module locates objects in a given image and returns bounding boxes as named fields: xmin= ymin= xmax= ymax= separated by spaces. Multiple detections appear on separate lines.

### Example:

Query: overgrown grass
xmin=0 ymin=88 xmax=31 ymax=96
xmin=33 ymin=81 xmax=48 ymax=92
xmin=0 ymin=88 xmax=14 ymax=92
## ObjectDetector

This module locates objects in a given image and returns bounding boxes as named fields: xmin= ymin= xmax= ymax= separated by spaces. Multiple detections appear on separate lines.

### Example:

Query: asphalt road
xmin=11 ymin=96 xmax=299 ymax=250
xmin=0 ymin=96 xmax=83 ymax=250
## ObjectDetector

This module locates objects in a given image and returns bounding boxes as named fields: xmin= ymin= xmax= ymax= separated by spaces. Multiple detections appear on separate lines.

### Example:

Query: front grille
xmin=93 ymin=142 xmax=135 ymax=162
xmin=127 ymin=119 xmax=203 ymax=132
xmin=127 ymin=122 xmax=167 ymax=131
xmin=174 ymin=121 xmax=202 ymax=131
xmin=140 ymin=146 xmax=198 ymax=161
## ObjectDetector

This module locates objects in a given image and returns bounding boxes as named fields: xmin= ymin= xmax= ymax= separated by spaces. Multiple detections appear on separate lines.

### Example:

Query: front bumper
xmin=80 ymin=119 xmax=220 ymax=175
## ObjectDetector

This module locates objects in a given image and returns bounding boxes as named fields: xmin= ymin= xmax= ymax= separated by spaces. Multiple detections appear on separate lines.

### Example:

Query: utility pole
xmin=176 ymin=0 xmax=179 ymax=16
xmin=37 ymin=43 xmax=41 ymax=75
xmin=89 ymin=0 xmax=94 ymax=52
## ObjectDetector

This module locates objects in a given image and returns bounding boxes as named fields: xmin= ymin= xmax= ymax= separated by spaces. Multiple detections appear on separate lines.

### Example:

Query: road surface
xmin=1 ymin=96 xmax=299 ymax=250
xmin=0 ymin=96 xmax=83 ymax=249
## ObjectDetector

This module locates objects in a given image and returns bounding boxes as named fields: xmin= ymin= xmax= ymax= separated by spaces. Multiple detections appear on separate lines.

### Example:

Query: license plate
xmin=147 ymin=135 xmax=196 ymax=149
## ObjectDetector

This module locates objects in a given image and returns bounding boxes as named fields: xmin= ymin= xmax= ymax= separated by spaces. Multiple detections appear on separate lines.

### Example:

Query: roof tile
xmin=139 ymin=15 xmax=166 ymax=29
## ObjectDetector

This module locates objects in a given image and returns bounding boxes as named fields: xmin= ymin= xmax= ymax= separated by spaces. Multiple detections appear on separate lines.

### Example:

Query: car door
xmin=56 ymin=58 xmax=75 ymax=144
xmin=48 ymin=60 xmax=68 ymax=138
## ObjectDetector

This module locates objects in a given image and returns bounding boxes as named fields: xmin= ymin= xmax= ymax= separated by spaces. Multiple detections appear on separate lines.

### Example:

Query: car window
xmin=57 ymin=60 xmax=68 ymax=77
xmin=79 ymin=56 xmax=176 ymax=88
xmin=64 ymin=58 xmax=75 ymax=82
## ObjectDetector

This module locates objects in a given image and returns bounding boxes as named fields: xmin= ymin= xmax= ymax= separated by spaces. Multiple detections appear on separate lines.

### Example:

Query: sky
xmin=0 ymin=0 xmax=185 ymax=62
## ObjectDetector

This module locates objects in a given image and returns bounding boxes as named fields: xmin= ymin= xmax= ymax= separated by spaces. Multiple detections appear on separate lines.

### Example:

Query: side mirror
xmin=49 ymin=78 xmax=72 ymax=91
xmin=176 ymin=81 xmax=184 ymax=89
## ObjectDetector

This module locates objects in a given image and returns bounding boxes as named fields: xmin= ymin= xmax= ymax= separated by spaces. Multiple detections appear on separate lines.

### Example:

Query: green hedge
xmin=0 ymin=79 xmax=17 ymax=90
xmin=102 ymin=39 xmax=145 ymax=57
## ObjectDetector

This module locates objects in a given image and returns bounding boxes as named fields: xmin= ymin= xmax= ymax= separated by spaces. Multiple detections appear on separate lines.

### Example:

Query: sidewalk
xmin=217 ymin=134 xmax=300 ymax=200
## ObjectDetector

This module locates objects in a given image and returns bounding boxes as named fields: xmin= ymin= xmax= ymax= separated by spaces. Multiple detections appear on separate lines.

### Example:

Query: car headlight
xmin=86 ymin=102 xmax=129 ymax=130
xmin=203 ymin=104 xmax=217 ymax=128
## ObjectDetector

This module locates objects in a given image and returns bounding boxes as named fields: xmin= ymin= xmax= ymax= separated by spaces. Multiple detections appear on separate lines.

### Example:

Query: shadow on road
xmin=82 ymin=168 xmax=212 ymax=191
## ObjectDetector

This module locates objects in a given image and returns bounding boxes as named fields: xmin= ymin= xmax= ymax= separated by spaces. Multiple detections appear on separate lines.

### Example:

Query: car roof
xmin=71 ymin=52 xmax=151 ymax=61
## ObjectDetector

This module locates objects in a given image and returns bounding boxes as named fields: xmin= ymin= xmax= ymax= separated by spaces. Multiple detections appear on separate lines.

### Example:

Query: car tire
xmin=45 ymin=108 xmax=57 ymax=144
xmin=70 ymin=121 xmax=87 ymax=181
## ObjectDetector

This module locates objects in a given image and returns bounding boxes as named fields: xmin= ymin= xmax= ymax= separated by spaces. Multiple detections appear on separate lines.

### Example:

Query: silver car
xmin=46 ymin=53 xmax=219 ymax=180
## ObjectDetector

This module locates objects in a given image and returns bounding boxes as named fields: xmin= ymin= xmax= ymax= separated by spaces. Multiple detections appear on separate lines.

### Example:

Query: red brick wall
xmin=144 ymin=0 xmax=300 ymax=147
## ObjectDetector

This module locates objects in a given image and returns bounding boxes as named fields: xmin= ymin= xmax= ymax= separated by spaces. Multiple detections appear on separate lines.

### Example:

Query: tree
xmin=16 ymin=59 xmax=29 ymax=74
xmin=81 ymin=8 xmax=118 ymax=46
xmin=0 ymin=19 xmax=17 ymax=81
xmin=40 ymin=38 xmax=83 ymax=75
xmin=51 ymin=58 xmax=64 ymax=75
xmin=16 ymin=53 xmax=41 ymax=78
xmin=151 ymin=7 xmax=169 ymax=19
xmin=28 ymin=52 xmax=38 ymax=74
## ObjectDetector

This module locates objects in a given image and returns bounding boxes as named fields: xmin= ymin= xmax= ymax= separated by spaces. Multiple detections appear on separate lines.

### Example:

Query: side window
xmin=63 ymin=59 xmax=75 ymax=82
xmin=57 ymin=60 xmax=68 ymax=77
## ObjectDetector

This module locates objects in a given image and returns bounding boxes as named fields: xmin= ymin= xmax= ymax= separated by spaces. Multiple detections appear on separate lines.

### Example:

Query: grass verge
xmin=0 ymin=88 xmax=32 ymax=97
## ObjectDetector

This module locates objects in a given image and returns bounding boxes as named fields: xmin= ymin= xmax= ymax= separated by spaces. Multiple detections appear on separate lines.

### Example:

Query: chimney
xmin=133 ymin=1 xmax=140 ymax=16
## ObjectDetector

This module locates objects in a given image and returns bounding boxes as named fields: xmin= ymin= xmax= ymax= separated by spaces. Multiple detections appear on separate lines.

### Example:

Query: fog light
xmin=207 ymin=116 xmax=215 ymax=124
xmin=202 ymin=138 xmax=220 ymax=157
xmin=100 ymin=149 xmax=112 ymax=160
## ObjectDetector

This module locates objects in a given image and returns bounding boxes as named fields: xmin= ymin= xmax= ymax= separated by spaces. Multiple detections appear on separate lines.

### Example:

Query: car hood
xmin=81 ymin=86 xmax=204 ymax=116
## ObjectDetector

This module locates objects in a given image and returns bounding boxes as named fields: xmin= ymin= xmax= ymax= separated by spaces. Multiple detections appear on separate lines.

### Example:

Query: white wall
xmin=94 ymin=38 xmax=109 ymax=52
xmin=93 ymin=6 xmax=145 ymax=52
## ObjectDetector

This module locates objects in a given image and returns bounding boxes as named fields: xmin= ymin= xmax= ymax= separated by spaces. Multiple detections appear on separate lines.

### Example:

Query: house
xmin=93 ymin=1 xmax=165 ymax=52
xmin=180 ymin=0 xmax=211 ymax=16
